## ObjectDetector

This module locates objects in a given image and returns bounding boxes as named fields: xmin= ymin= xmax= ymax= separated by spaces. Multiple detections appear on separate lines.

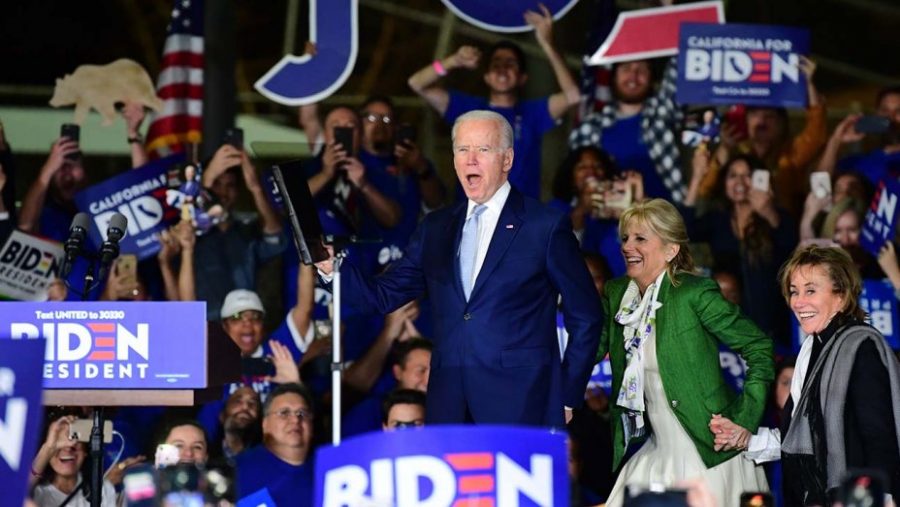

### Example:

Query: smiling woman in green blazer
xmin=601 ymin=199 xmax=774 ymax=507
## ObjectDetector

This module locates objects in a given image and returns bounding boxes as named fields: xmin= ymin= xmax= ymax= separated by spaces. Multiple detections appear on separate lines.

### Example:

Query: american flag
xmin=577 ymin=0 xmax=618 ymax=120
xmin=145 ymin=0 xmax=204 ymax=159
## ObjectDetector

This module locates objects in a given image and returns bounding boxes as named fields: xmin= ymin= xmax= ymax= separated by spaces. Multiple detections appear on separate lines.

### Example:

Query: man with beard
xmin=569 ymin=59 xmax=687 ymax=203
xmin=219 ymin=386 xmax=262 ymax=461
xmin=235 ymin=383 xmax=315 ymax=506
xmin=19 ymin=136 xmax=86 ymax=241
xmin=694 ymin=56 xmax=825 ymax=217
xmin=408 ymin=6 xmax=579 ymax=199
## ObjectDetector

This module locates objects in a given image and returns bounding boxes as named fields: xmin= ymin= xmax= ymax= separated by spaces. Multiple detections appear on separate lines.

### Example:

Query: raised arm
xmin=525 ymin=4 xmax=579 ymax=119
xmin=241 ymin=153 xmax=282 ymax=235
xmin=122 ymin=101 xmax=148 ymax=168
xmin=19 ymin=138 xmax=79 ymax=233
xmin=408 ymin=45 xmax=481 ymax=116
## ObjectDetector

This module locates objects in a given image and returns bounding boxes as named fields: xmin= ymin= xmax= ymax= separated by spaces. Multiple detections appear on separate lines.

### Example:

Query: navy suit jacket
xmin=342 ymin=187 xmax=603 ymax=427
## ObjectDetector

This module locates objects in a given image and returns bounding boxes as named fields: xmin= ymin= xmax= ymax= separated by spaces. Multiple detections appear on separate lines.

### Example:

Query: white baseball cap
xmin=220 ymin=289 xmax=265 ymax=320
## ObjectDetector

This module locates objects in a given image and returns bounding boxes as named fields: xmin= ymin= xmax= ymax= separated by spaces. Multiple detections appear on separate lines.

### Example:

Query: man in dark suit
xmin=317 ymin=110 xmax=602 ymax=427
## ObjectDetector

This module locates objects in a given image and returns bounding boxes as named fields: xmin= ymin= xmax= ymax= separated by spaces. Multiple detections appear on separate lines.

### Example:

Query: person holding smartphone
xmin=681 ymin=153 xmax=797 ymax=347
xmin=31 ymin=415 xmax=118 ymax=507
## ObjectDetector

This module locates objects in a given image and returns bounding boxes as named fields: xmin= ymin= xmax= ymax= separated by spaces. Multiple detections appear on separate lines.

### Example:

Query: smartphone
xmin=625 ymin=484 xmax=688 ymax=506
xmin=839 ymin=470 xmax=887 ymax=507
xmin=723 ymin=104 xmax=748 ymax=139
xmin=116 ymin=254 xmax=139 ymax=299
xmin=751 ymin=169 xmax=770 ymax=192
xmin=69 ymin=419 xmax=114 ymax=444
xmin=241 ymin=357 xmax=275 ymax=376
xmin=395 ymin=123 xmax=417 ymax=146
xmin=740 ymin=492 xmax=775 ymax=507
xmin=810 ymin=171 xmax=832 ymax=199
xmin=155 ymin=443 xmax=180 ymax=468
xmin=61 ymin=123 xmax=80 ymax=142
xmin=855 ymin=115 xmax=890 ymax=135
xmin=122 ymin=465 xmax=159 ymax=506
xmin=223 ymin=127 xmax=244 ymax=149
xmin=604 ymin=179 xmax=634 ymax=212
xmin=333 ymin=126 xmax=354 ymax=154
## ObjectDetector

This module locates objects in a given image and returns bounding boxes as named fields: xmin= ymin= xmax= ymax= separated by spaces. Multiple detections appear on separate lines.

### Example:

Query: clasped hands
xmin=708 ymin=413 xmax=751 ymax=452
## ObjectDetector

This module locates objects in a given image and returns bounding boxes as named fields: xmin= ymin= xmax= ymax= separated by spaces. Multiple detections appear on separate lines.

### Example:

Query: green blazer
xmin=599 ymin=272 xmax=774 ymax=470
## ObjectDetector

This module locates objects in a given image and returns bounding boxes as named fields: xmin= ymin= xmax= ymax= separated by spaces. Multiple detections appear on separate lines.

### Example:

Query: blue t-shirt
xmin=599 ymin=114 xmax=669 ymax=200
xmin=444 ymin=91 xmax=557 ymax=199
xmin=236 ymin=446 xmax=313 ymax=507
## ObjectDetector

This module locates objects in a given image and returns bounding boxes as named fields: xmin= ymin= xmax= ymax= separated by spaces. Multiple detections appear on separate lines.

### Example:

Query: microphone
xmin=98 ymin=213 xmax=127 ymax=281
xmin=61 ymin=213 xmax=90 ymax=279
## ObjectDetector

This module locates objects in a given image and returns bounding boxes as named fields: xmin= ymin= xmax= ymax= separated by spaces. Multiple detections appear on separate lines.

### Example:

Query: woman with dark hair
xmin=548 ymin=146 xmax=615 ymax=229
xmin=714 ymin=245 xmax=900 ymax=504
xmin=31 ymin=416 xmax=117 ymax=507
xmin=683 ymin=151 xmax=797 ymax=344
xmin=157 ymin=419 xmax=210 ymax=465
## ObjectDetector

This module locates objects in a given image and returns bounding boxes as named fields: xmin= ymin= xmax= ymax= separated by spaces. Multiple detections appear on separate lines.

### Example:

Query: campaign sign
xmin=0 ymin=230 xmax=64 ymax=301
xmin=0 ymin=302 xmax=208 ymax=389
xmin=315 ymin=426 xmax=568 ymax=507
xmin=441 ymin=0 xmax=578 ymax=33
xmin=677 ymin=23 xmax=810 ymax=107
xmin=860 ymin=178 xmax=900 ymax=257
xmin=792 ymin=279 xmax=899 ymax=351
xmin=255 ymin=0 xmax=357 ymax=106
xmin=74 ymin=154 xmax=185 ymax=261
xmin=0 ymin=339 xmax=45 ymax=507
xmin=588 ymin=1 xmax=724 ymax=65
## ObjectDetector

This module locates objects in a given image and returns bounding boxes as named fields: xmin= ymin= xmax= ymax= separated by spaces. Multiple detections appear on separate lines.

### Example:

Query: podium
xmin=41 ymin=321 xmax=240 ymax=406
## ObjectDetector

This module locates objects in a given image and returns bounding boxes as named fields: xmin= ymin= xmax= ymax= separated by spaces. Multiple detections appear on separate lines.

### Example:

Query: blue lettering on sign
xmin=441 ymin=0 xmax=579 ymax=33
xmin=254 ymin=0 xmax=358 ymax=106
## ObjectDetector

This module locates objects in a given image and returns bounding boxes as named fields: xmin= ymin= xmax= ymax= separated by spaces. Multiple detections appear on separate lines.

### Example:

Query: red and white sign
xmin=587 ymin=1 xmax=724 ymax=65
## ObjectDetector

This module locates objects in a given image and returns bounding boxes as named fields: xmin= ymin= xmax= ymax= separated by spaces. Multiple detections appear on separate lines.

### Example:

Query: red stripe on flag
xmin=161 ymin=51 xmax=204 ymax=68
xmin=157 ymin=83 xmax=204 ymax=100
xmin=147 ymin=115 xmax=203 ymax=138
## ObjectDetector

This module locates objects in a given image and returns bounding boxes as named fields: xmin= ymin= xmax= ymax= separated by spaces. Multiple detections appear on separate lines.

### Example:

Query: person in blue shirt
xmin=407 ymin=5 xmax=579 ymax=199
xmin=236 ymin=383 xmax=315 ymax=507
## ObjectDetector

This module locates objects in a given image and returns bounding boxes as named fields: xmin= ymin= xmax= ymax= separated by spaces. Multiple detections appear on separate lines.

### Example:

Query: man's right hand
xmin=449 ymin=46 xmax=481 ymax=70
xmin=40 ymin=138 xmax=79 ymax=183
xmin=203 ymin=144 xmax=242 ymax=186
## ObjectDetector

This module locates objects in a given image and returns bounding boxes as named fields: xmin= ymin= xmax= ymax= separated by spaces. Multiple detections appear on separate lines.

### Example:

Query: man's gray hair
xmin=451 ymin=110 xmax=514 ymax=151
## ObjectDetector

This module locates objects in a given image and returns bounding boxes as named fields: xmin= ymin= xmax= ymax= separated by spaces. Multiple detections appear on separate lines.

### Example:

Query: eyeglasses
xmin=452 ymin=145 xmax=503 ymax=156
xmin=363 ymin=113 xmax=392 ymax=125
xmin=225 ymin=311 xmax=263 ymax=324
xmin=269 ymin=408 xmax=313 ymax=421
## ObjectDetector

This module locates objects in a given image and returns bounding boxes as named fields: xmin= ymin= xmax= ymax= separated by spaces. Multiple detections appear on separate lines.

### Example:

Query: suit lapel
xmin=448 ymin=201 xmax=468 ymax=302
xmin=469 ymin=188 xmax=524 ymax=300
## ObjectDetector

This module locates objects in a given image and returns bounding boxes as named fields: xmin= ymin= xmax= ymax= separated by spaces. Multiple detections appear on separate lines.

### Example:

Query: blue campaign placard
xmin=314 ymin=425 xmax=568 ymax=507
xmin=0 ymin=339 xmax=45 ymax=507
xmin=860 ymin=179 xmax=900 ymax=257
xmin=0 ymin=301 xmax=208 ymax=389
xmin=677 ymin=23 xmax=810 ymax=107
xmin=73 ymin=154 xmax=184 ymax=261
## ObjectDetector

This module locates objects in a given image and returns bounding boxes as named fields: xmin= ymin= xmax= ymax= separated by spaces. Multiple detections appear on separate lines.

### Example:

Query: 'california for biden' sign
xmin=676 ymin=23 xmax=810 ymax=107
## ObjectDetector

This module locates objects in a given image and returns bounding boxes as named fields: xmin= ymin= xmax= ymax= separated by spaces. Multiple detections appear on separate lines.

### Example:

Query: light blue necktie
xmin=459 ymin=204 xmax=487 ymax=300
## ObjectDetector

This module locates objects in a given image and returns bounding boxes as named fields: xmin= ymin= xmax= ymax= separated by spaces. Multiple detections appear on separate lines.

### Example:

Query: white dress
xmin=605 ymin=332 xmax=768 ymax=506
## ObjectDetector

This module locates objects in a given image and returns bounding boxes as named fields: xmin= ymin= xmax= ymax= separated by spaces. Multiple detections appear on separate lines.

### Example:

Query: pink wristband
xmin=432 ymin=59 xmax=447 ymax=77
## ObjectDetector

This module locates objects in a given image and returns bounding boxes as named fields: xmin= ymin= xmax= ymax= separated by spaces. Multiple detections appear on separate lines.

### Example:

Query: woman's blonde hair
xmin=820 ymin=197 xmax=865 ymax=240
xmin=619 ymin=199 xmax=695 ymax=285
xmin=778 ymin=245 xmax=865 ymax=320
